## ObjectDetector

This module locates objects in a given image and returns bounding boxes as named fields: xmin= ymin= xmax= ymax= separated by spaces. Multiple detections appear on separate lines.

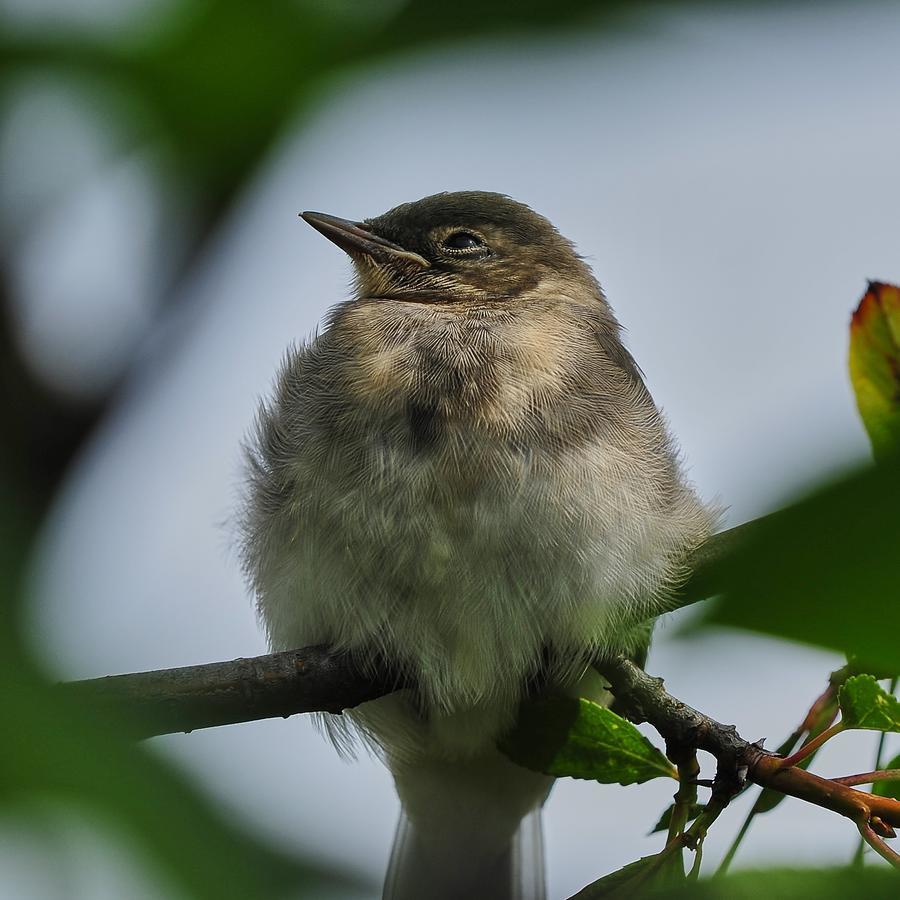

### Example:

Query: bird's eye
xmin=442 ymin=231 xmax=486 ymax=252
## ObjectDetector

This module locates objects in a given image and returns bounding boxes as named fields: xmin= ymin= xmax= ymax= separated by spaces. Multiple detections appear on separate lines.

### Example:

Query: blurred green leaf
xmin=643 ymin=867 xmax=900 ymax=899
xmin=872 ymin=752 xmax=900 ymax=800
xmin=500 ymin=696 xmax=676 ymax=783
xmin=0 ymin=0 xmax=830 ymax=222
xmin=849 ymin=281 xmax=900 ymax=461
xmin=839 ymin=675 xmax=900 ymax=732
xmin=0 ymin=487 xmax=353 ymax=900
xmin=844 ymin=654 xmax=900 ymax=681
xmin=686 ymin=460 xmax=900 ymax=671
xmin=0 ymin=0 xmax=631 ymax=212
xmin=0 ymin=648 xmax=354 ymax=900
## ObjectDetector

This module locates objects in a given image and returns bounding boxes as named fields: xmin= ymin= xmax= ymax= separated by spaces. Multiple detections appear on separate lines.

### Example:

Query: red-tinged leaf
xmin=849 ymin=281 xmax=900 ymax=460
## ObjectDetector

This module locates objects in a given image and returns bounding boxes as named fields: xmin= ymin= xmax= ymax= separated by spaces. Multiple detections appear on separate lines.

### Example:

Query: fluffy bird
xmin=240 ymin=191 xmax=712 ymax=899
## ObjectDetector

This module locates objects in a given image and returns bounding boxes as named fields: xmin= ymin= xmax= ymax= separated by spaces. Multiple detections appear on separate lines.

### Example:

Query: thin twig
xmin=667 ymin=749 xmax=700 ymax=847
xmin=833 ymin=769 xmax=900 ymax=788
xmin=858 ymin=820 xmax=900 ymax=867
xmin=715 ymin=676 xmax=842 ymax=877
xmin=778 ymin=721 xmax=845 ymax=769
xmin=852 ymin=675 xmax=899 ymax=865
xmin=594 ymin=656 xmax=900 ymax=865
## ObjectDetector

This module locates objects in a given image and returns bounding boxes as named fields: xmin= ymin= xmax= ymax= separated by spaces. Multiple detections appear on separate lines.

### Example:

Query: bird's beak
xmin=300 ymin=211 xmax=430 ymax=268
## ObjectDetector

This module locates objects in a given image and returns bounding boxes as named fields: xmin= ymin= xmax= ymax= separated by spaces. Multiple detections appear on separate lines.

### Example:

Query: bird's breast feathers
xmin=245 ymin=295 xmax=710 ymax=726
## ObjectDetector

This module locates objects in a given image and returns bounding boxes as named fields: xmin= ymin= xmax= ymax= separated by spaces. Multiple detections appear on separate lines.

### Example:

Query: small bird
xmin=240 ymin=192 xmax=712 ymax=900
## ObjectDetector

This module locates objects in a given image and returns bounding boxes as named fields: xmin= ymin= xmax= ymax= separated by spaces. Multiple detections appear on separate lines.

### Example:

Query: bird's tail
xmin=383 ymin=752 xmax=552 ymax=900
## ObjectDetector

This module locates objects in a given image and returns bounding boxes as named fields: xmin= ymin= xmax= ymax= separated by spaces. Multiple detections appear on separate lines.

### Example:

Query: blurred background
xmin=2 ymin=0 xmax=900 ymax=897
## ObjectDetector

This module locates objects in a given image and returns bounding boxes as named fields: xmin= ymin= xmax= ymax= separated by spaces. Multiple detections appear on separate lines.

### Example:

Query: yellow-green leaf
xmin=849 ymin=281 xmax=900 ymax=460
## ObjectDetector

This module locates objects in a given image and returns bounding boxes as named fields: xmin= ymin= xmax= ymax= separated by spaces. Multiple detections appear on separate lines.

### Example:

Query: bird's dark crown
xmin=368 ymin=191 xmax=570 ymax=255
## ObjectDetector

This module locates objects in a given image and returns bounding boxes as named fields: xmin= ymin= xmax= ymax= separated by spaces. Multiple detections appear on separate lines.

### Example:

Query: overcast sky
xmin=7 ymin=2 xmax=900 ymax=898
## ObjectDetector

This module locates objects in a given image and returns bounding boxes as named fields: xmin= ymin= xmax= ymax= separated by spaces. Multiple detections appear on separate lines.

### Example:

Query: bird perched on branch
xmin=240 ymin=191 xmax=712 ymax=899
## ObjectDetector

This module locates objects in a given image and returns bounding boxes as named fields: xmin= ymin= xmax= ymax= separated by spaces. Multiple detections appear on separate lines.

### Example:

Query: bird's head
xmin=301 ymin=191 xmax=597 ymax=306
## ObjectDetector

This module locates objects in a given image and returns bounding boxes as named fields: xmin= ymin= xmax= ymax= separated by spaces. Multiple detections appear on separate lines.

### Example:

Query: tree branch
xmin=59 ymin=517 xmax=753 ymax=738
xmin=593 ymin=656 xmax=900 ymax=843
xmin=57 ymin=516 xmax=900 ymax=868
xmin=60 ymin=646 xmax=401 ymax=740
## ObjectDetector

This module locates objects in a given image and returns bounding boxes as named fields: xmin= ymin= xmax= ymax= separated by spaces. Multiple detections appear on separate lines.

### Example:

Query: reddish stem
xmin=857 ymin=819 xmax=900 ymax=868
xmin=778 ymin=721 xmax=844 ymax=769
xmin=833 ymin=769 xmax=900 ymax=788
xmin=752 ymin=753 xmax=900 ymax=832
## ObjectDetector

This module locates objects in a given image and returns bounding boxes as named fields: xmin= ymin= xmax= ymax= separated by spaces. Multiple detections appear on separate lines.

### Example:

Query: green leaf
xmin=844 ymin=653 xmax=900 ymax=681
xmin=688 ymin=285 xmax=900 ymax=666
xmin=568 ymin=850 xmax=684 ymax=899
xmin=650 ymin=802 xmax=703 ymax=834
xmin=638 ymin=867 xmax=900 ymax=900
xmin=839 ymin=675 xmax=900 ymax=732
xmin=0 ymin=0 xmax=635 ymax=208
xmin=500 ymin=696 xmax=676 ymax=784
xmin=872 ymin=752 xmax=900 ymax=800
xmin=849 ymin=281 xmax=900 ymax=461
xmin=0 ymin=616 xmax=352 ymax=900
xmin=0 ymin=486 xmax=350 ymax=900
xmin=685 ymin=460 xmax=900 ymax=672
